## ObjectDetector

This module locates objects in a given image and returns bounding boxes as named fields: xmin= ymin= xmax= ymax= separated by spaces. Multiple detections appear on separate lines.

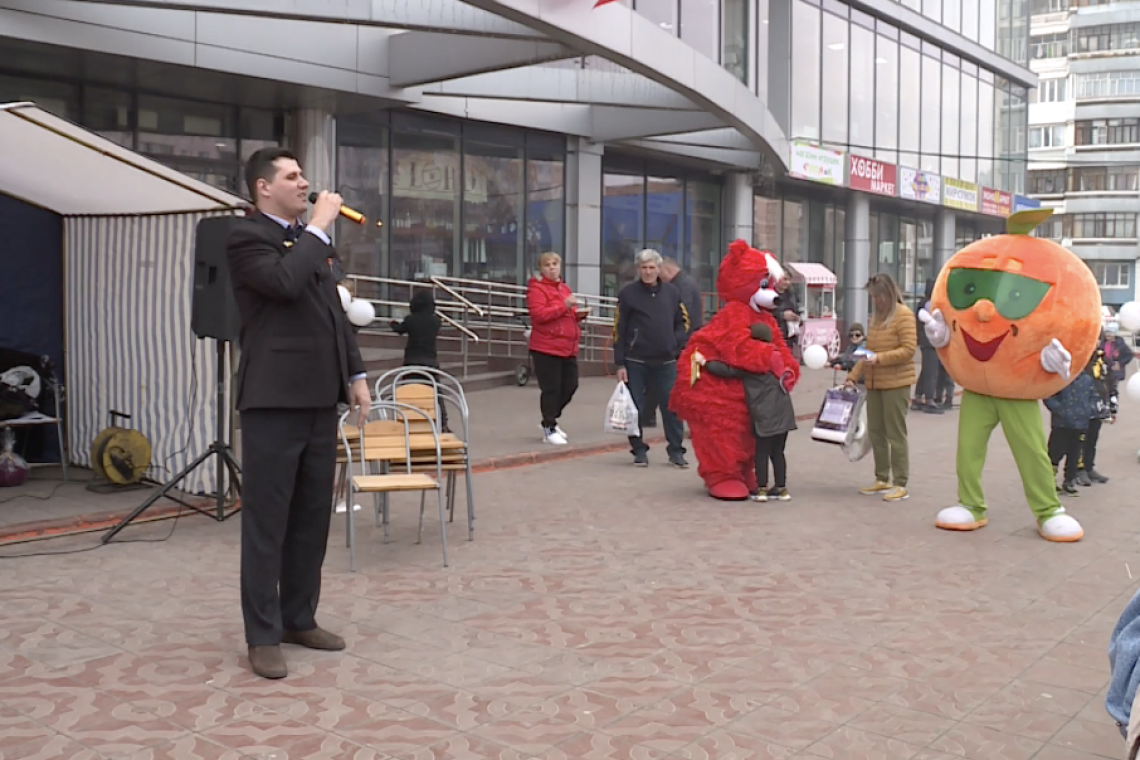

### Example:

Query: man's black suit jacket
xmin=226 ymin=212 xmax=366 ymax=412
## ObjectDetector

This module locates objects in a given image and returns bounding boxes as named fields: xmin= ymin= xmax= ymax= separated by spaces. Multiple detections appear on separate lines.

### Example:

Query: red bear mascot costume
xmin=670 ymin=240 xmax=799 ymax=500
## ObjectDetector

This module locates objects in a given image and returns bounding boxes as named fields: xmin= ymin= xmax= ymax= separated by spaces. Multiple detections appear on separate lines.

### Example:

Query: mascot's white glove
xmin=1040 ymin=338 xmax=1072 ymax=381
xmin=918 ymin=308 xmax=951 ymax=349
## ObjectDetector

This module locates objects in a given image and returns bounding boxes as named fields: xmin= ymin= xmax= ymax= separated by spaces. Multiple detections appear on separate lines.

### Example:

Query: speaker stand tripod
xmin=102 ymin=340 xmax=242 ymax=543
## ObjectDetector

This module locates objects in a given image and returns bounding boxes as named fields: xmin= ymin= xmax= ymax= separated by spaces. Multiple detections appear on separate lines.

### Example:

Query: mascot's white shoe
xmin=935 ymin=505 xmax=988 ymax=531
xmin=1039 ymin=512 xmax=1083 ymax=543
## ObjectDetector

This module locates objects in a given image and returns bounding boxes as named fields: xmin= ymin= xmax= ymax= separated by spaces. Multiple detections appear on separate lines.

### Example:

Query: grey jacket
xmin=704 ymin=362 xmax=797 ymax=439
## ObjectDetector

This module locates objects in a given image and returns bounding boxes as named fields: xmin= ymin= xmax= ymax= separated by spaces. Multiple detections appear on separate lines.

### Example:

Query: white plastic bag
xmin=604 ymin=381 xmax=640 ymax=437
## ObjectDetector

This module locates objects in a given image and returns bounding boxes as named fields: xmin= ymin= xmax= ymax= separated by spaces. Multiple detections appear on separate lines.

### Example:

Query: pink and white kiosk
xmin=785 ymin=262 xmax=841 ymax=360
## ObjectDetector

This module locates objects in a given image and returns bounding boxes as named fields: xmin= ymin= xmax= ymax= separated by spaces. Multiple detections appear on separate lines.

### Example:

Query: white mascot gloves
xmin=1040 ymin=338 xmax=1072 ymax=381
xmin=918 ymin=308 xmax=951 ymax=349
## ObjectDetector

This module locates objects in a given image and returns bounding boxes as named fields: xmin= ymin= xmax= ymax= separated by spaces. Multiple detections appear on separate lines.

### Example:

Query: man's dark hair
xmin=244 ymin=147 xmax=299 ymax=201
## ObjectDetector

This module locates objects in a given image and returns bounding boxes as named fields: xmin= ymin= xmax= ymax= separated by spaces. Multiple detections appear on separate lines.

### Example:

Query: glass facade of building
xmin=0 ymin=72 xmax=282 ymax=194
xmin=601 ymin=158 xmax=723 ymax=297
xmin=336 ymin=113 xmax=566 ymax=286
xmin=785 ymin=0 xmax=1028 ymax=193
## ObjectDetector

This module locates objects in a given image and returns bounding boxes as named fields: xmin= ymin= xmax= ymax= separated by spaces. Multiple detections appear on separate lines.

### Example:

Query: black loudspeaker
xmin=191 ymin=216 xmax=242 ymax=342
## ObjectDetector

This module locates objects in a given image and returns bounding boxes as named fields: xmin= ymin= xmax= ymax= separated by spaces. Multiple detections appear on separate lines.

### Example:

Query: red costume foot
xmin=708 ymin=480 xmax=751 ymax=500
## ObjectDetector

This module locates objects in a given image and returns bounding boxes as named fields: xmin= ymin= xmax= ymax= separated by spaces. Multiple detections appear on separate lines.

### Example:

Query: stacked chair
xmin=335 ymin=368 xmax=474 ymax=570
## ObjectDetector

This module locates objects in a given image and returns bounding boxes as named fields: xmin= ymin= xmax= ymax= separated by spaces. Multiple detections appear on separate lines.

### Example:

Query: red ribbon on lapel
xmin=594 ymin=0 xmax=620 ymax=6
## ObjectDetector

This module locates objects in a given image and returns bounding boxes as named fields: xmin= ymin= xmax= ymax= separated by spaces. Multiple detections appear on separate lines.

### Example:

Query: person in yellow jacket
xmin=845 ymin=273 xmax=917 ymax=502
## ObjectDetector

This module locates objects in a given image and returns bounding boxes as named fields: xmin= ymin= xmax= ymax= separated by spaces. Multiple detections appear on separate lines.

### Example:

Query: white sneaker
xmin=555 ymin=425 xmax=568 ymax=440
xmin=543 ymin=429 xmax=568 ymax=446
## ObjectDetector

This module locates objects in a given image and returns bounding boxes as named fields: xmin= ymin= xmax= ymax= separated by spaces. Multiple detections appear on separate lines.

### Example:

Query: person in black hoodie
xmin=390 ymin=289 xmax=448 ymax=431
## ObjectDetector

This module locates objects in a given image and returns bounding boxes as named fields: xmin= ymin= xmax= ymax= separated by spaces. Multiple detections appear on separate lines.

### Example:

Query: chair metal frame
xmin=371 ymin=367 xmax=474 ymax=540
xmin=338 ymin=400 xmax=447 ymax=570
xmin=0 ymin=374 xmax=68 ymax=483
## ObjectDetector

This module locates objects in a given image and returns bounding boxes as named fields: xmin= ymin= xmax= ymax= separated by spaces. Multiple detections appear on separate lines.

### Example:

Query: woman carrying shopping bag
xmin=845 ymin=272 xmax=917 ymax=502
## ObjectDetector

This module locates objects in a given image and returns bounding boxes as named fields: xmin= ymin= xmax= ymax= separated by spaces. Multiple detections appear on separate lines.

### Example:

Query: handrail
xmin=344 ymin=272 xmax=622 ymax=377
xmin=439 ymin=311 xmax=480 ymax=341
xmin=430 ymin=277 xmax=487 ymax=317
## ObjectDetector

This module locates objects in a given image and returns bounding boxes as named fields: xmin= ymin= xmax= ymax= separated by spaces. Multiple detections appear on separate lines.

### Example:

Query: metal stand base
xmin=102 ymin=339 xmax=241 ymax=543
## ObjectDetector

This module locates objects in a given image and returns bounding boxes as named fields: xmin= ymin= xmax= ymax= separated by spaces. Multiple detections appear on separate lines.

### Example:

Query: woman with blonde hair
xmin=845 ymin=272 xmax=917 ymax=501
xmin=526 ymin=252 xmax=587 ymax=445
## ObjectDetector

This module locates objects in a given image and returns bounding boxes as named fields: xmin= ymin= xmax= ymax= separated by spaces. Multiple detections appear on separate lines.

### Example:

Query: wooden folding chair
xmin=338 ymin=401 xmax=448 ymax=570
xmin=372 ymin=368 xmax=474 ymax=541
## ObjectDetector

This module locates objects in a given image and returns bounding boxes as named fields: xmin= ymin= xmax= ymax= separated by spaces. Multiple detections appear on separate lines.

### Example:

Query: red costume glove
xmin=769 ymin=351 xmax=785 ymax=378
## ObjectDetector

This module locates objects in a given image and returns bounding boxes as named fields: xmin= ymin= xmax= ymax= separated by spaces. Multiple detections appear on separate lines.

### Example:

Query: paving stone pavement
xmin=1 ymin=393 xmax=1139 ymax=760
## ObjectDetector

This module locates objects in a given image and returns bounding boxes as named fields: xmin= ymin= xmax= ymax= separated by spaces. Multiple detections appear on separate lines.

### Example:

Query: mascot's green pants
xmin=957 ymin=390 xmax=1064 ymax=524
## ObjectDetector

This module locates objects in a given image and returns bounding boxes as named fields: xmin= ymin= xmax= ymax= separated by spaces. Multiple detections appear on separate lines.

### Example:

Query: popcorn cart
xmin=785 ymin=262 xmax=841 ymax=360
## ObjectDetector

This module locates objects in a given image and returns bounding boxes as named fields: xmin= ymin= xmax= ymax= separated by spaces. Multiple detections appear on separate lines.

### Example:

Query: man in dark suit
xmin=227 ymin=147 xmax=371 ymax=679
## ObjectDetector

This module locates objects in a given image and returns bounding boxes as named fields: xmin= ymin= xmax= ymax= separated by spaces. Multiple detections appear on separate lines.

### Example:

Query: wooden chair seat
xmin=353 ymin=473 xmax=440 ymax=492
xmin=337 ymin=451 xmax=468 ymax=466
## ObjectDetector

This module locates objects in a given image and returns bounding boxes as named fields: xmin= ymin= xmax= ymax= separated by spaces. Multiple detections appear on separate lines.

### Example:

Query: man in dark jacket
xmin=227 ymin=148 xmax=370 ymax=680
xmin=643 ymin=257 xmax=704 ymax=428
xmin=613 ymin=249 xmax=690 ymax=468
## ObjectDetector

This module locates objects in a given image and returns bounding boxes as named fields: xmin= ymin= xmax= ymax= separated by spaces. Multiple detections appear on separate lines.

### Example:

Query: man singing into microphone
xmin=226 ymin=147 xmax=371 ymax=679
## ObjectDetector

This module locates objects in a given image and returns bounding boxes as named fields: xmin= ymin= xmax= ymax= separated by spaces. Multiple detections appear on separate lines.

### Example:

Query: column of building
xmin=564 ymin=137 xmax=604 ymax=296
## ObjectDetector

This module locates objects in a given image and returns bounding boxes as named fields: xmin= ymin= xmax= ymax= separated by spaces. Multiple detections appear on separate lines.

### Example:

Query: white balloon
xmin=803 ymin=343 xmax=829 ymax=371
xmin=1127 ymin=373 xmax=1140 ymax=403
xmin=1119 ymin=301 xmax=1140 ymax=332
xmin=336 ymin=285 xmax=351 ymax=312
xmin=347 ymin=299 xmax=375 ymax=327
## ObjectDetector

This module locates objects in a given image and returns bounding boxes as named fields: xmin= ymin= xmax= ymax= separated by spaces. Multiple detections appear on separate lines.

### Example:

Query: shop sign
xmin=1012 ymin=194 xmax=1039 ymax=214
xmin=898 ymin=167 xmax=941 ymax=204
xmin=789 ymin=142 xmax=845 ymax=186
xmin=943 ymin=178 xmax=980 ymax=212
xmin=848 ymin=155 xmax=897 ymax=196
xmin=981 ymin=187 xmax=1013 ymax=217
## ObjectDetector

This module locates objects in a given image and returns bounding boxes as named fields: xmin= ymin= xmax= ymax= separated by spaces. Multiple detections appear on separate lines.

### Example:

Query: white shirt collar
xmin=261 ymin=212 xmax=299 ymax=229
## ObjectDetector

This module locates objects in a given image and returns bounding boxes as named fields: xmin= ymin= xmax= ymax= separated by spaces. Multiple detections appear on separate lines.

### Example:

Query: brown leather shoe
xmin=248 ymin=645 xmax=287 ymax=679
xmin=282 ymin=626 xmax=346 ymax=651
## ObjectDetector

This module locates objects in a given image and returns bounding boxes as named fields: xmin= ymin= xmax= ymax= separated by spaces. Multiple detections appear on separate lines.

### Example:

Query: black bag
xmin=0 ymin=383 xmax=35 ymax=421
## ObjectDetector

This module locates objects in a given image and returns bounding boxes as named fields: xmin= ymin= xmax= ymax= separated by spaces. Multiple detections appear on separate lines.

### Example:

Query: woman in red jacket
xmin=526 ymin=252 xmax=587 ymax=445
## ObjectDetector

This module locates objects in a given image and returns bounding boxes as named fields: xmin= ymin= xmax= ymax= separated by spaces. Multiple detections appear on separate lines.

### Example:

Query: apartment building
xmin=1028 ymin=0 xmax=1140 ymax=306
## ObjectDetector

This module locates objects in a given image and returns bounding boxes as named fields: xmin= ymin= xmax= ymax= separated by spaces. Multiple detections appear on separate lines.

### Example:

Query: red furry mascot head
xmin=717 ymin=239 xmax=787 ymax=310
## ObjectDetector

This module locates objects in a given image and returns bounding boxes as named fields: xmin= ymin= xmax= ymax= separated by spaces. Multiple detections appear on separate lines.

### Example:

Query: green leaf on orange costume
xmin=1006 ymin=209 xmax=1054 ymax=236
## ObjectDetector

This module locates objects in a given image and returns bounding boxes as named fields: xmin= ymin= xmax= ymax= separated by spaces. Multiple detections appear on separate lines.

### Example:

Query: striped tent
xmin=0 ymin=102 xmax=244 ymax=495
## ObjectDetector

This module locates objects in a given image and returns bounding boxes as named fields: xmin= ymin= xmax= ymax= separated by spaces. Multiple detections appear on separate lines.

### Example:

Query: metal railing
xmin=345 ymin=274 xmax=618 ymax=378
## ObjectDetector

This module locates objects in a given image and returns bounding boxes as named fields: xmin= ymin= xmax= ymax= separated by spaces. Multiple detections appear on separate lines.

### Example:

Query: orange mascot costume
xmin=919 ymin=209 xmax=1102 ymax=542
xmin=670 ymin=240 xmax=799 ymax=500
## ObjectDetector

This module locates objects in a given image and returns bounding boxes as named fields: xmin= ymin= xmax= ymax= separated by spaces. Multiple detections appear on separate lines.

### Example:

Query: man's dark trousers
xmin=625 ymin=360 xmax=685 ymax=457
xmin=240 ymin=408 xmax=338 ymax=647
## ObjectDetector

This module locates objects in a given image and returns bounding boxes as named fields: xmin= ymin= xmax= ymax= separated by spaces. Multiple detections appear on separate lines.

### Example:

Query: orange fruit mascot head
xmin=930 ymin=209 xmax=1102 ymax=400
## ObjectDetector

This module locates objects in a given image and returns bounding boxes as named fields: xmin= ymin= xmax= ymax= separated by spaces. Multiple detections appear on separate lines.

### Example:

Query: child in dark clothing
xmin=390 ymin=290 xmax=441 ymax=367
xmin=1076 ymin=347 xmax=1117 ymax=486
xmin=390 ymin=289 xmax=448 ymax=431
xmin=1044 ymin=356 xmax=1101 ymax=496
xmin=701 ymin=323 xmax=798 ymax=502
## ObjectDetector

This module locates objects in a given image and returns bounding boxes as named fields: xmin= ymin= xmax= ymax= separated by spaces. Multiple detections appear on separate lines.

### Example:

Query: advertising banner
xmin=981 ymin=187 xmax=1013 ymax=217
xmin=898 ymin=168 xmax=941 ymax=204
xmin=848 ymin=155 xmax=897 ymax=197
xmin=789 ymin=142 xmax=845 ymax=186
xmin=943 ymin=178 xmax=980 ymax=212
xmin=1012 ymin=194 xmax=1039 ymax=214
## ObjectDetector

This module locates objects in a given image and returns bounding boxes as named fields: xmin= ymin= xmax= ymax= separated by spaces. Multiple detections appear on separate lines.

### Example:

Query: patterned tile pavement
xmin=1 ymin=400 xmax=1138 ymax=760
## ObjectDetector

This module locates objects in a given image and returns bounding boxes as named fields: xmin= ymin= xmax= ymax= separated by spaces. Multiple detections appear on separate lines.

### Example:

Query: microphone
xmin=308 ymin=191 xmax=365 ymax=224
